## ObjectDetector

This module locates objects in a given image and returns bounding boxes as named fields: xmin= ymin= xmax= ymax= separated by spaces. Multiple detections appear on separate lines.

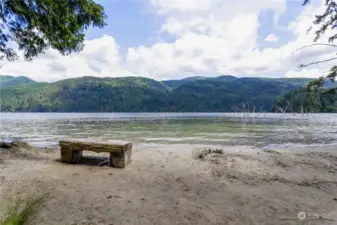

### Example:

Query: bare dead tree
xmin=282 ymin=101 xmax=290 ymax=113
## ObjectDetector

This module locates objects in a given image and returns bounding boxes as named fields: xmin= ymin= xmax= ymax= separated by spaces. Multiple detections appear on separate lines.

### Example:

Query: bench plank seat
xmin=59 ymin=140 xmax=132 ymax=168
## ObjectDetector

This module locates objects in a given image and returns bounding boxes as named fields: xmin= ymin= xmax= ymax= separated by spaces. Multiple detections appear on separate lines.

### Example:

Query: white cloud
xmin=285 ymin=68 xmax=325 ymax=78
xmin=265 ymin=34 xmax=279 ymax=42
xmin=126 ymin=0 xmax=288 ymax=79
xmin=1 ymin=0 xmax=335 ymax=81
xmin=126 ymin=0 xmax=336 ymax=80
xmin=150 ymin=0 xmax=214 ymax=13
xmin=0 ymin=35 xmax=135 ymax=82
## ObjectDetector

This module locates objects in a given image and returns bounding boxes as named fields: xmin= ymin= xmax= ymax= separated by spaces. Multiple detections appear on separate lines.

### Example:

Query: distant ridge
xmin=0 ymin=75 xmax=36 ymax=87
xmin=0 ymin=75 xmax=316 ymax=112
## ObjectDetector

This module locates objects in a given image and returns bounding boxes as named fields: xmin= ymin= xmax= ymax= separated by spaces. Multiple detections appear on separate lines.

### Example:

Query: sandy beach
xmin=1 ymin=144 xmax=337 ymax=225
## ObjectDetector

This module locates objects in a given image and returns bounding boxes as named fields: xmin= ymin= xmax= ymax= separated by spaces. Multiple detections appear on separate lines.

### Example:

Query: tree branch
xmin=299 ymin=57 xmax=337 ymax=68
xmin=295 ymin=43 xmax=337 ymax=53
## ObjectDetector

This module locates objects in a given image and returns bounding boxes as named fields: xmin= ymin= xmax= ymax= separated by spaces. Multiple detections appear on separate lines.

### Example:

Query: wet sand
xmin=1 ymin=144 xmax=337 ymax=225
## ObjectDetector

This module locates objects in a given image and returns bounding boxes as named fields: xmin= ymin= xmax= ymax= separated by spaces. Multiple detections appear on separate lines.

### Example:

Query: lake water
xmin=1 ymin=113 xmax=337 ymax=150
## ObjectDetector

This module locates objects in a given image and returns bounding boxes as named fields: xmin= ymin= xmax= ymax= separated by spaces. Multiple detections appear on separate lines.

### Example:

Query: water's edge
xmin=1 ymin=113 xmax=337 ymax=150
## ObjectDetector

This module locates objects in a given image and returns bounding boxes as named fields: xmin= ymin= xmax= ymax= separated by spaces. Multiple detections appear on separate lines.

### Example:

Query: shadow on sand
xmin=55 ymin=155 xmax=111 ymax=167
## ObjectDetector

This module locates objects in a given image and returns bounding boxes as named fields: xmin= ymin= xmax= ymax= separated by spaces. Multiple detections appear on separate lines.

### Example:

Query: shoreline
xmin=1 ymin=144 xmax=337 ymax=224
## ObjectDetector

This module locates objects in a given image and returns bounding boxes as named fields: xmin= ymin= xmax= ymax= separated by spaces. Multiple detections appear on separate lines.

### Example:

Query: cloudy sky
xmin=1 ymin=0 xmax=336 ymax=82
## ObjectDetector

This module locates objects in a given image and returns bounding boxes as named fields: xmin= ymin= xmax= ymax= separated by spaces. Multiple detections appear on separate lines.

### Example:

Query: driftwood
xmin=59 ymin=140 xmax=132 ymax=168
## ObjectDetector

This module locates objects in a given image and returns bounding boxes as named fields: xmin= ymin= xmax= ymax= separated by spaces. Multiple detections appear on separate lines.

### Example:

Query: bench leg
xmin=60 ymin=148 xmax=83 ymax=163
xmin=60 ymin=148 xmax=72 ymax=163
xmin=110 ymin=149 xmax=132 ymax=168
xmin=72 ymin=150 xmax=83 ymax=163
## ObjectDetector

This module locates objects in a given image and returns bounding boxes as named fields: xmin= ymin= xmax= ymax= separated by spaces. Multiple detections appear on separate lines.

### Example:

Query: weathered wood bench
xmin=59 ymin=140 xmax=132 ymax=168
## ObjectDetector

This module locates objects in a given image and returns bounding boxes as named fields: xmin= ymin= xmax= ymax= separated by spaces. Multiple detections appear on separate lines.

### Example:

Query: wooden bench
xmin=59 ymin=140 xmax=132 ymax=168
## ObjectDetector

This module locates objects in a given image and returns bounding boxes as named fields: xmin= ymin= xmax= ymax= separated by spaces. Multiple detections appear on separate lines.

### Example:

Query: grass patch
xmin=0 ymin=194 xmax=48 ymax=225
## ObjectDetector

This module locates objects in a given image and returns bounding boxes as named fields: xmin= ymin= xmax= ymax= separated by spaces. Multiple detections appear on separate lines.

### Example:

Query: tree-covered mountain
xmin=162 ymin=76 xmax=312 ymax=90
xmin=0 ymin=75 xmax=36 ymax=87
xmin=273 ymin=88 xmax=337 ymax=113
xmin=0 ymin=75 xmax=313 ymax=112
xmin=167 ymin=77 xmax=306 ymax=112
xmin=163 ymin=76 xmax=208 ymax=90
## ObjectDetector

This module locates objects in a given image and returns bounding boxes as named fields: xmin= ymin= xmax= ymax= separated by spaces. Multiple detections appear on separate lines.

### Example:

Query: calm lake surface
xmin=1 ymin=113 xmax=337 ymax=150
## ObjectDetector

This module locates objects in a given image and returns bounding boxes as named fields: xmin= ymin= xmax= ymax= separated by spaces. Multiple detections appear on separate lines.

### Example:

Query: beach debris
xmin=197 ymin=148 xmax=225 ymax=159
xmin=0 ymin=142 xmax=12 ymax=149
xmin=263 ymin=149 xmax=281 ymax=155
xmin=0 ymin=141 xmax=32 ymax=150
xmin=0 ymin=141 xmax=36 ymax=160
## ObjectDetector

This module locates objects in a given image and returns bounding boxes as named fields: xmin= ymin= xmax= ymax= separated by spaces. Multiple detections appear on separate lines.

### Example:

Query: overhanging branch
xmin=295 ymin=43 xmax=337 ymax=53
xmin=299 ymin=57 xmax=337 ymax=68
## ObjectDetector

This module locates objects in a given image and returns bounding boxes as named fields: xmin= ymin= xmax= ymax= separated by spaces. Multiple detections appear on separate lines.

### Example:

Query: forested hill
xmin=0 ymin=75 xmax=312 ymax=112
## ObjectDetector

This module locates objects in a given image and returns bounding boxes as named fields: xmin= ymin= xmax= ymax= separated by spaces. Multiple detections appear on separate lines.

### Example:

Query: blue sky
xmin=1 ymin=0 xmax=334 ymax=82
xmin=86 ymin=0 xmax=162 ymax=53
xmin=89 ymin=0 xmax=301 ymax=51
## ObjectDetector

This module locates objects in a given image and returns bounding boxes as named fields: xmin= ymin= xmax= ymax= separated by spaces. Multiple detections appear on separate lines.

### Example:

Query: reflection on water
xmin=1 ymin=113 xmax=337 ymax=149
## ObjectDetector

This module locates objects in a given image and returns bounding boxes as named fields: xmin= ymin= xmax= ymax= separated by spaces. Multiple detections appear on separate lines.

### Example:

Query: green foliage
xmin=0 ymin=75 xmax=312 ymax=112
xmin=0 ymin=194 xmax=48 ymax=225
xmin=273 ymin=88 xmax=337 ymax=113
xmin=0 ymin=0 xmax=106 ymax=61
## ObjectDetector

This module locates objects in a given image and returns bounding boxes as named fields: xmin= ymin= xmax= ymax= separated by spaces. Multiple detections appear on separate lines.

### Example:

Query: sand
xmin=0 ymin=144 xmax=337 ymax=225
